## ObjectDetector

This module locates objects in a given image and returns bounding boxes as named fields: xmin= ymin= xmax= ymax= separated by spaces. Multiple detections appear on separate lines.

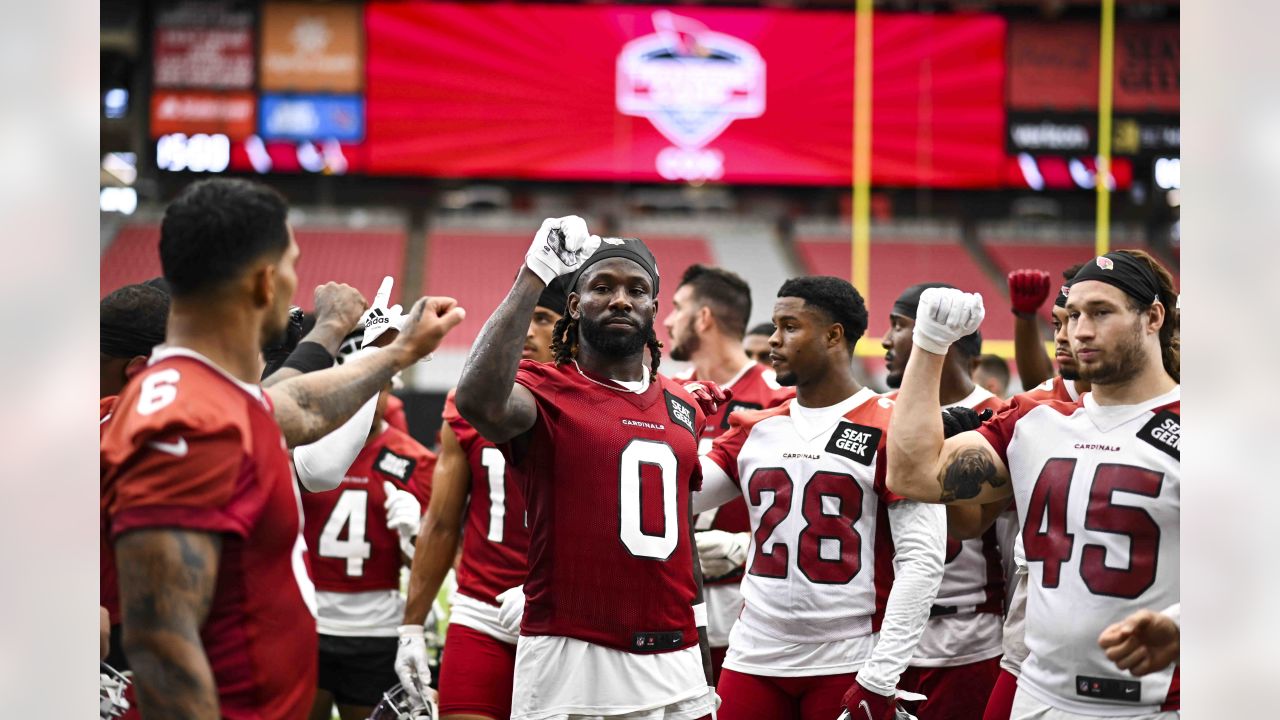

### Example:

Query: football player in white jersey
xmin=694 ymin=276 xmax=946 ymax=720
xmin=886 ymin=249 xmax=1180 ymax=720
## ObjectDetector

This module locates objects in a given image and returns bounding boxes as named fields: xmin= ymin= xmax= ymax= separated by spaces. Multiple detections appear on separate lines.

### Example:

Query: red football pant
xmin=710 ymin=646 xmax=728 ymax=685
xmin=437 ymin=624 xmax=516 ymax=719
xmin=717 ymin=667 xmax=856 ymax=720
xmin=899 ymin=657 xmax=1001 ymax=720
xmin=982 ymin=669 xmax=1018 ymax=720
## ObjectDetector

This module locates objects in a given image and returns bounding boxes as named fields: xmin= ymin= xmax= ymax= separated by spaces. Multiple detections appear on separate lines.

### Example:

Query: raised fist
xmin=913 ymin=288 xmax=984 ymax=356
xmin=1008 ymin=269 xmax=1052 ymax=316
xmin=525 ymin=216 xmax=602 ymax=285
xmin=389 ymin=296 xmax=466 ymax=365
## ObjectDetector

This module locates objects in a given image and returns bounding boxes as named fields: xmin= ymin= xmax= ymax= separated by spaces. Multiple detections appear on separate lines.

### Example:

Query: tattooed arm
xmin=116 ymin=529 xmax=222 ymax=720
xmin=886 ymin=339 xmax=1013 ymax=504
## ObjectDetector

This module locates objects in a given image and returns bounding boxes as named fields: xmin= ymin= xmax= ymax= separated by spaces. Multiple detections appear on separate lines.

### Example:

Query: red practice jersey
xmin=444 ymin=389 xmax=530 ymax=606
xmin=302 ymin=426 xmax=434 ymax=593
xmin=506 ymin=360 xmax=705 ymax=653
xmin=100 ymin=348 xmax=318 ymax=720
xmin=385 ymin=393 xmax=410 ymax=434
xmin=1020 ymin=376 xmax=1081 ymax=404
xmin=678 ymin=363 xmax=793 ymax=585
xmin=100 ymin=396 xmax=120 ymax=624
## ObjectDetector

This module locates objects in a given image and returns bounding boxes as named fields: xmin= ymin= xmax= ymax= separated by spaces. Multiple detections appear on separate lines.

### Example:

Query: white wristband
xmin=692 ymin=602 xmax=708 ymax=627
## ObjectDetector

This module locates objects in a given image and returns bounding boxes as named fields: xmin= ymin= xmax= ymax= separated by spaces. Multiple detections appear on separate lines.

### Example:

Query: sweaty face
xmin=262 ymin=229 xmax=301 ymax=349
xmin=572 ymin=258 xmax=656 ymax=359
xmin=743 ymin=334 xmax=772 ymax=366
xmin=881 ymin=313 xmax=914 ymax=389
xmin=663 ymin=284 xmax=701 ymax=362
xmin=1067 ymin=281 xmax=1153 ymax=386
xmin=1050 ymin=305 xmax=1080 ymax=380
xmin=770 ymin=297 xmax=839 ymax=387
xmin=524 ymin=306 xmax=563 ymax=363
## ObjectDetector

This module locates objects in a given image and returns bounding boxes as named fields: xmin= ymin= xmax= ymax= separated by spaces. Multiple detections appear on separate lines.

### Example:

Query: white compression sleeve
xmin=693 ymin=455 xmax=743 ymax=514
xmin=293 ymin=392 xmax=378 ymax=492
xmin=856 ymin=499 xmax=947 ymax=695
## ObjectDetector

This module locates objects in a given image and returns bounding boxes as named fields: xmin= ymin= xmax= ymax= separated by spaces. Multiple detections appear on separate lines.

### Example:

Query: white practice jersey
xmin=977 ymin=387 xmax=1180 ymax=715
xmin=698 ymin=388 xmax=944 ymax=684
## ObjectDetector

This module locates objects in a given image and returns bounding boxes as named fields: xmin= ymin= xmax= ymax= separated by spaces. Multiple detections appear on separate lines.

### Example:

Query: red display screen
xmin=364 ymin=3 xmax=1006 ymax=187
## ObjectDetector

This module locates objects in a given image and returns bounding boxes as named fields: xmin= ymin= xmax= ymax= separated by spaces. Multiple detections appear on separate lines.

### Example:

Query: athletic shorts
xmin=983 ymin=669 xmax=1020 ymax=720
xmin=716 ymin=667 xmax=856 ymax=720
xmin=899 ymin=657 xmax=1001 ymax=720
xmin=438 ymin=623 xmax=517 ymax=719
xmin=317 ymin=634 xmax=399 ymax=708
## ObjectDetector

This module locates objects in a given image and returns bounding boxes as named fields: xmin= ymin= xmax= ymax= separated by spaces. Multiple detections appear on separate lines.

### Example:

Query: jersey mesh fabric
xmin=445 ymin=389 xmax=530 ymax=606
xmin=505 ymin=360 xmax=705 ymax=653
xmin=302 ymin=426 xmax=434 ymax=593
xmin=101 ymin=350 xmax=317 ymax=720
xmin=976 ymin=389 xmax=1180 ymax=714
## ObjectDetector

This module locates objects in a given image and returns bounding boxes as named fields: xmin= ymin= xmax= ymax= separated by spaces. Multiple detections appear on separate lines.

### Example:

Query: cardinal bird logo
xmin=1096 ymin=256 xmax=1115 ymax=270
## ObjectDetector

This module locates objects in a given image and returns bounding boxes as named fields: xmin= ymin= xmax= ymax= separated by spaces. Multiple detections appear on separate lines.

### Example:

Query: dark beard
xmin=668 ymin=321 xmax=700 ymax=362
xmin=775 ymin=368 xmax=798 ymax=386
xmin=1077 ymin=321 xmax=1146 ymax=386
xmin=580 ymin=314 xmax=652 ymax=358
xmin=885 ymin=369 xmax=903 ymax=389
xmin=1059 ymin=366 xmax=1080 ymax=381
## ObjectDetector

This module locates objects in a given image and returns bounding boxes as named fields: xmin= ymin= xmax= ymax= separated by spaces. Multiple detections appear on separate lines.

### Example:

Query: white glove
xmin=394 ymin=624 xmax=432 ymax=705
xmin=696 ymin=530 xmax=750 ymax=579
xmin=912 ymin=288 xmax=985 ymax=356
xmin=525 ymin=216 xmax=601 ymax=285
xmin=384 ymin=481 xmax=422 ymax=557
xmin=360 ymin=276 xmax=410 ymax=348
xmin=496 ymin=585 xmax=526 ymax=636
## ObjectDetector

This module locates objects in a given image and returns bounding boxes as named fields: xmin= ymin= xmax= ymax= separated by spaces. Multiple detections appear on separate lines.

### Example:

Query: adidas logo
xmin=365 ymin=308 xmax=389 ymax=326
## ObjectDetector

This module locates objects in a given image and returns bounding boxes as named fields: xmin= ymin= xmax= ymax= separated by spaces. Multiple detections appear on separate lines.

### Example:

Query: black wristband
xmin=281 ymin=341 xmax=335 ymax=375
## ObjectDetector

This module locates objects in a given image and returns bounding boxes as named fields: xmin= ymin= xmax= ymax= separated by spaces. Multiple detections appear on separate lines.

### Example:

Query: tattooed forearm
xmin=271 ymin=349 xmax=400 ymax=446
xmin=938 ymin=447 xmax=1006 ymax=502
xmin=116 ymin=529 xmax=222 ymax=720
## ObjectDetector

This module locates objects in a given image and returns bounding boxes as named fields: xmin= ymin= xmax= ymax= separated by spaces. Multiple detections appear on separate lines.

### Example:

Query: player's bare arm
xmin=455 ymin=268 xmax=545 ymax=443
xmin=116 ymin=528 xmax=222 ymax=720
xmin=403 ymin=422 xmax=470 ymax=626
xmin=262 ymin=281 xmax=367 ymax=387
xmin=271 ymin=296 xmax=464 ymax=446
xmin=945 ymin=499 xmax=1008 ymax=540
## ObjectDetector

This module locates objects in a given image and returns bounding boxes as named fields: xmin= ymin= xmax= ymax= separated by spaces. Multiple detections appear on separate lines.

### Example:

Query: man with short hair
xmin=695 ymin=276 xmax=945 ymax=720
xmin=100 ymin=283 xmax=170 ymax=399
xmin=742 ymin=322 xmax=774 ymax=367
xmin=973 ymin=354 xmax=1011 ymax=398
xmin=395 ymin=275 xmax=571 ymax=719
xmin=664 ymin=264 xmax=794 ymax=681
xmin=455 ymin=217 xmax=720 ymax=720
xmin=886 ymin=250 xmax=1181 ymax=719
xmin=881 ymin=282 xmax=1007 ymax=720
xmin=101 ymin=178 xmax=465 ymax=720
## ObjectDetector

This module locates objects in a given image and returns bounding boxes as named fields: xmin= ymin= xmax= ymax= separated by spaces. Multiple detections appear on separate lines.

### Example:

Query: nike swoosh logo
xmin=148 ymin=437 xmax=188 ymax=457
xmin=858 ymin=699 xmax=875 ymax=720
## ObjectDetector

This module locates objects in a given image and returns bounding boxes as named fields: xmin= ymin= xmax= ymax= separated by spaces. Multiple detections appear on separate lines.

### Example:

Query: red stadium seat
xmin=100 ymin=224 xmax=407 ymax=308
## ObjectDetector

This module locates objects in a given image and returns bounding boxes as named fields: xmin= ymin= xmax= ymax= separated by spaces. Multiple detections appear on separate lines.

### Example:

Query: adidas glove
xmin=696 ymin=530 xmax=750 ymax=579
xmin=394 ymin=624 xmax=432 ymax=705
xmin=1008 ymin=269 xmax=1052 ymax=316
xmin=360 ymin=276 xmax=409 ymax=348
xmin=912 ymin=288 xmax=985 ymax=356
xmin=384 ymin=481 xmax=422 ymax=557
xmin=940 ymin=407 xmax=994 ymax=438
xmin=525 ymin=216 xmax=601 ymax=286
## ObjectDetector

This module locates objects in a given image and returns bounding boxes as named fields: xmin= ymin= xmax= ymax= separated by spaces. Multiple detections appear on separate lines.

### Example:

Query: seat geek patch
xmin=720 ymin=400 xmax=763 ymax=429
xmin=825 ymin=421 xmax=882 ymax=465
xmin=1137 ymin=409 xmax=1180 ymax=460
xmin=374 ymin=447 xmax=417 ymax=486
xmin=664 ymin=390 xmax=697 ymax=439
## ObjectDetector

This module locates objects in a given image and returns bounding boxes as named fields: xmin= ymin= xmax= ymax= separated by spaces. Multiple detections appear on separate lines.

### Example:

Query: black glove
xmin=940 ymin=406 xmax=993 ymax=438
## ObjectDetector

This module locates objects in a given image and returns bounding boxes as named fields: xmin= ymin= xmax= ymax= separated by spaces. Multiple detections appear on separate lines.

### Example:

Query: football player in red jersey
xmin=882 ymin=283 xmax=1007 ymax=720
xmin=303 ymin=373 xmax=436 ymax=720
xmin=101 ymin=178 xmax=465 ymax=720
xmin=664 ymin=264 xmax=794 ymax=681
xmin=101 ymin=283 xmax=170 ymax=399
xmin=395 ymin=275 xmax=569 ymax=719
xmin=455 ymin=217 xmax=719 ymax=719
xmin=888 ymin=250 xmax=1181 ymax=719
xmin=693 ymin=276 xmax=946 ymax=720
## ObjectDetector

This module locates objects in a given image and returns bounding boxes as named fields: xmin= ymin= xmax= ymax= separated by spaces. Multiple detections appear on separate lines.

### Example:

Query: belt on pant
xmin=929 ymin=604 xmax=978 ymax=618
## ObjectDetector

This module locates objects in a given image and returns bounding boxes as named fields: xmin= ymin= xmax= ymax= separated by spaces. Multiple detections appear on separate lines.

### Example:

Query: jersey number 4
xmin=747 ymin=468 xmax=864 ymax=584
xmin=319 ymin=489 xmax=372 ymax=576
xmin=1023 ymin=459 xmax=1165 ymax=599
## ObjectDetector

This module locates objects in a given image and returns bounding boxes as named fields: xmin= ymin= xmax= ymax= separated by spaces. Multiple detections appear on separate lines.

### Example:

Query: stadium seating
xmin=100 ymin=224 xmax=408 ymax=307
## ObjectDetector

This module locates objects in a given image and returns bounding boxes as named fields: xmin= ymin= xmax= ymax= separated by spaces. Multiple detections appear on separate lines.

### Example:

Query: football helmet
xmin=368 ymin=683 xmax=437 ymax=720
xmin=99 ymin=662 xmax=132 ymax=719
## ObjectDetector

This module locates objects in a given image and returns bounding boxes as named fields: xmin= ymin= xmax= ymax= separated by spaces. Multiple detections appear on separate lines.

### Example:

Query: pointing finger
xmin=372 ymin=276 xmax=394 ymax=310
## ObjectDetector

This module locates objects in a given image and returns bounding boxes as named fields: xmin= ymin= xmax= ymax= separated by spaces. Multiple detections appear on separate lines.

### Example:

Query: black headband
xmin=567 ymin=237 xmax=661 ymax=296
xmin=1054 ymin=284 xmax=1070 ymax=308
xmin=1070 ymin=253 xmax=1161 ymax=306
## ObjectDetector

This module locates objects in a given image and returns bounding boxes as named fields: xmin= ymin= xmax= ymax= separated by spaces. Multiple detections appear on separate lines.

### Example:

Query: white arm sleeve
xmin=293 ymin=393 xmax=378 ymax=492
xmin=856 ymin=499 xmax=946 ymax=695
xmin=693 ymin=455 xmax=742 ymax=514
xmin=1160 ymin=602 xmax=1180 ymax=626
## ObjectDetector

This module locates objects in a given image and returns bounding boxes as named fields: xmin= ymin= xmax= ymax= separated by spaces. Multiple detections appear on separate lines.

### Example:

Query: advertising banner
xmin=364 ymin=3 xmax=1007 ymax=187
xmin=260 ymin=94 xmax=365 ymax=141
xmin=150 ymin=91 xmax=256 ymax=138
xmin=260 ymin=2 xmax=363 ymax=92
xmin=153 ymin=0 xmax=255 ymax=89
